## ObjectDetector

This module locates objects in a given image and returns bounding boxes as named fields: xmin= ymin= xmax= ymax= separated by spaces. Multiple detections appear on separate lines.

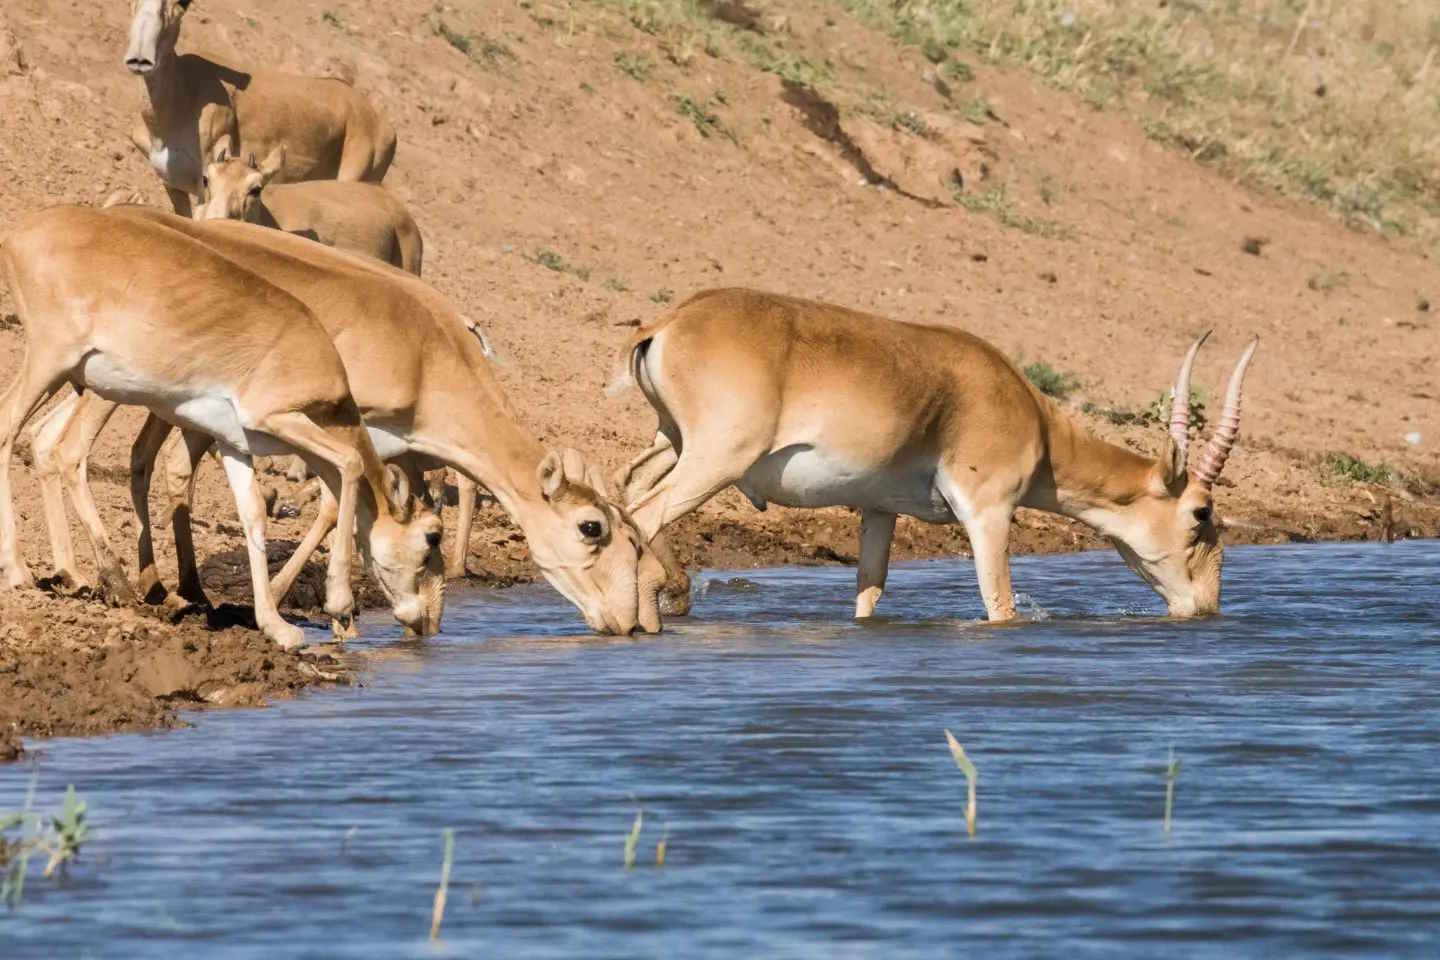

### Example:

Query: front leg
xmin=445 ymin=471 xmax=476 ymax=579
xmin=218 ymin=448 xmax=303 ymax=650
xmin=165 ymin=186 xmax=193 ymax=218
xmin=626 ymin=449 xmax=751 ymax=616
xmin=855 ymin=509 xmax=896 ymax=619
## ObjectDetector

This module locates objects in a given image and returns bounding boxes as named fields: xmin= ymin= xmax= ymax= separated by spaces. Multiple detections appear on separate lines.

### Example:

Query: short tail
xmin=605 ymin=327 xmax=659 ymax=398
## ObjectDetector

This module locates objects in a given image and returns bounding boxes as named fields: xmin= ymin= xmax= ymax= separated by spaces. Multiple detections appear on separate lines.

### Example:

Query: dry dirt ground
xmin=1 ymin=1 xmax=1436 ymax=755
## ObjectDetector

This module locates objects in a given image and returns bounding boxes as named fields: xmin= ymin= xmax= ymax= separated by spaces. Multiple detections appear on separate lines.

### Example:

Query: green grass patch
xmin=1023 ymin=361 xmax=1080 ymax=399
xmin=1323 ymin=452 xmax=1393 ymax=486
xmin=833 ymin=0 xmax=1440 ymax=240
xmin=952 ymin=180 xmax=1068 ymax=239
xmin=527 ymin=250 xmax=591 ymax=282
xmin=614 ymin=51 xmax=654 ymax=81
xmin=1082 ymin=388 xmax=1208 ymax=436
xmin=672 ymin=94 xmax=737 ymax=142
xmin=436 ymin=21 xmax=515 ymax=66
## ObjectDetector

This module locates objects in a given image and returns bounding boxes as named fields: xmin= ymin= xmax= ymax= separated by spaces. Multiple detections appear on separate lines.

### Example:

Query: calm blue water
xmin=3 ymin=541 xmax=1438 ymax=957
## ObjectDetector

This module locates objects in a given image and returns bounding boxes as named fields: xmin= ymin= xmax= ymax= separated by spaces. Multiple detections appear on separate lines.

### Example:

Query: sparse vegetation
xmin=436 ymin=21 xmax=515 ymax=67
xmin=3 ymin=777 xmax=91 ymax=908
xmin=951 ymin=180 xmax=1069 ymax=239
xmin=1163 ymin=746 xmax=1181 ymax=836
xmin=1324 ymin=452 xmax=1394 ymax=486
xmin=1023 ymin=361 xmax=1081 ymax=399
xmin=650 ymin=288 xmax=674 ymax=304
xmin=603 ymin=277 xmax=631 ymax=293
xmin=960 ymin=94 xmax=993 ymax=125
xmin=623 ymin=810 xmax=643 ymax=869
xmin=1082 ymin=388 xmax=1208 ymax=436
xmin=836 ymin=0 xmax=1440 ymax=239
xmin=613 ymin=51 xmax=654 ymax=81
xmin=528 ymin=249 xmax=592 ymax=282
xmin=672 ymin=93 xmax=737 ymax=142
xmin=944 ymin=730 xmax=978 ymax=838
xmin=321 ymin=10 xmax=343 ymax=29
xmin=429 ymin=828 xmax=454 ymax=940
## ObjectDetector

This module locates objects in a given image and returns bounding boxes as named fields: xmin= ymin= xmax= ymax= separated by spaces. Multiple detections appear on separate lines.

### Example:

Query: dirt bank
xmin=0 ymin=591 xmax=351 ymax=759
xmin=1 ymin=0 xmax=1437 ymax=753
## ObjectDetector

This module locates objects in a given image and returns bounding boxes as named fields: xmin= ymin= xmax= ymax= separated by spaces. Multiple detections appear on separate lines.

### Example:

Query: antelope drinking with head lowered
xmin=619 ymin=289 xmax=1258 ymax=621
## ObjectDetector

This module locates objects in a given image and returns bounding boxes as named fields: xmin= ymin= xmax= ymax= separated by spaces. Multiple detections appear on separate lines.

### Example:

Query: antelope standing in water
xmin=124 ymin=0 xmax=397 ymax=216
xmin=619 ymin=289 xmax=1258 ymax=621
xmin=17 ymin=207 xmax=664 ymax=637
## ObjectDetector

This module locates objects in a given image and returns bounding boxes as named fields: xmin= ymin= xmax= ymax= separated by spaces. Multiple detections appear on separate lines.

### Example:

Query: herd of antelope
xmin=0 ymin=0 xmax=1258 ymax=649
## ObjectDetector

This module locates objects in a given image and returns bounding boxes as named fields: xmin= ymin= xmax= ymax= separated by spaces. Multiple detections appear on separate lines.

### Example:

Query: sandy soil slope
xmin=0 ymin=1 xmax=1435 ymax=750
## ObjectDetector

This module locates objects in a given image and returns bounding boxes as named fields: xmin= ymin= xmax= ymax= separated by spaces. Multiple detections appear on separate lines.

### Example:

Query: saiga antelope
xmin=124 ymin=0 xmax=397 ymax=216
xmin=28 ymin=207 xmax=665 ymax=636
xmin=197 ymin=141 xmax=423 ymax=275
xmin=619 ymin=289 xmax=1258 ymax=621
xmin=0 ymin=207 xmax=445 ymax=649
xmin=193 ymin=141 xmax=486 ymax=578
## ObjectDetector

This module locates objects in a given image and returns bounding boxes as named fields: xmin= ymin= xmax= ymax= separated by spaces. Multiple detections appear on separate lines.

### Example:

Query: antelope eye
xmin=248 ymin=185 xmax=262 ymax=198
xmin=1193 ymin=505 xmax=1213 ymax=525
xmin=425 ymin=531 xmax=442 ymax=549
xmin=201 ymin=175 xmax=209 ymax=189
xmin=579 ymin=520 xmax=603 ymax=539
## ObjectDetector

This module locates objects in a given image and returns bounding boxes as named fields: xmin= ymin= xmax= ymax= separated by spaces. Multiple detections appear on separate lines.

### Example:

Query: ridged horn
xmin=1193 ymin=337 xmax=1260 ymax=488
xmin=1170 ymin=330 xmax=1211 ymax=462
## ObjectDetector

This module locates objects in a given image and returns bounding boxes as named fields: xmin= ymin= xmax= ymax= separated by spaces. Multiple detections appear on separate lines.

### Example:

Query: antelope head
xmin=1109 ymin=334 xmax=1260 ymax=617
xmin=363 ymin=466 xmax=447 ymax=637
xmin=125 ymin=0 xmax=191 ymax=75
xmin=197 ymin=140 xmax=285 ymax=222
xmin=530 ymin=449 xmax=665 ymax=635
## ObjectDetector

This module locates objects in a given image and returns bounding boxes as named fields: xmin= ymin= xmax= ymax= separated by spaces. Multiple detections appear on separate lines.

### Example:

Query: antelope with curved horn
xmin=124 ymin=0 xmax=397 ymax=217
xmin=24 ymin=206 xmax=665 ymax=636
xmin=618 ymin=289 xmax=1258 ymax=620
xmin=0 ymin=206 xmax=445 ymax=649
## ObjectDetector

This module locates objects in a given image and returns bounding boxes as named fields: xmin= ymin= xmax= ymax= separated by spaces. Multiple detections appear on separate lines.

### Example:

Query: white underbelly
xmin=76 ymin=354 xmax=286 ymax=457
xmin=149 ymin=140 xmax=201 ymax=193
xmin=365 ymin=425 xmax=411 ymax=461
xmin=738 ymin=444 xmax=954 ymax=521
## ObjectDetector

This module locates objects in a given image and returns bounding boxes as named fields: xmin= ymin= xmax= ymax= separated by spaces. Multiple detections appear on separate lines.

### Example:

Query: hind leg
xmin=0 ymin=367 xmax=65 ymax=589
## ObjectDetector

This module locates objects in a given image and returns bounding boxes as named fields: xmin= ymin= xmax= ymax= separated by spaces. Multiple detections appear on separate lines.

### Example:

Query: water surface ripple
xmin=3 ymin=542 xmax=1438 ymax=957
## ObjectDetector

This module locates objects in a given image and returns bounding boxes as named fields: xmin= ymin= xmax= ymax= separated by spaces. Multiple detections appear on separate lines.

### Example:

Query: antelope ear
xmin=538 ymin=451 xmax=567 ymax=501
xmin=585 ymin=464 xmax=608 ymax=497
xmin=1154 ymin=435 xmax=1187 ymax=492
xmin=385 ymin=464 xmax=414 ymax=521
xmin=259 ymin=144 xmax=286 ymax=183
xmin=211 ymin=133 xmax=232 ymax=164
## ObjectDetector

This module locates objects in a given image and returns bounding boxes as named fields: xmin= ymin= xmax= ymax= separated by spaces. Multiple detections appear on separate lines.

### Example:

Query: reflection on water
xmin=3 ymin=542 xmax=1439 ymax=958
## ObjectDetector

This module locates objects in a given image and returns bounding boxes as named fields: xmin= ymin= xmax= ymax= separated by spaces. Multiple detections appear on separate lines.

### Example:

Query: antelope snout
xmin=125 ymin=55 xmax=156 ymax=74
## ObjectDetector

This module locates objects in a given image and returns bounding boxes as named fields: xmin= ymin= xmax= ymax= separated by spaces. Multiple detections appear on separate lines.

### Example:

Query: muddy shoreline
xmin=5 ymin=488 xmax=1435 ymax=761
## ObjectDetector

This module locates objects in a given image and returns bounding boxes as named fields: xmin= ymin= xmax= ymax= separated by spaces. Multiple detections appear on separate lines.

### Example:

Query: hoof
xmin=98 ymin=565 xmax=137 ymax=606
xmin=272 ymin=622 xmax=306 ymax=651
xmin=330 ymin=614 xmax=359 ymax=642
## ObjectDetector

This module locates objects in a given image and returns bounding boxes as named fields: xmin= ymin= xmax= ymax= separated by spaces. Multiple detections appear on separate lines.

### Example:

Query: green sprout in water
xmin=623 ymin=810 xmax=643 ymax=870
xmin=429 ymin=828 xmax=454 ymax=941
xmin=944 ymin=729 xmax=978 ymax=838
xmin=1164 ymin=747 xmax=1182 ymax=837
xmin=3 ymin=776 xmax=90 ymax=908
